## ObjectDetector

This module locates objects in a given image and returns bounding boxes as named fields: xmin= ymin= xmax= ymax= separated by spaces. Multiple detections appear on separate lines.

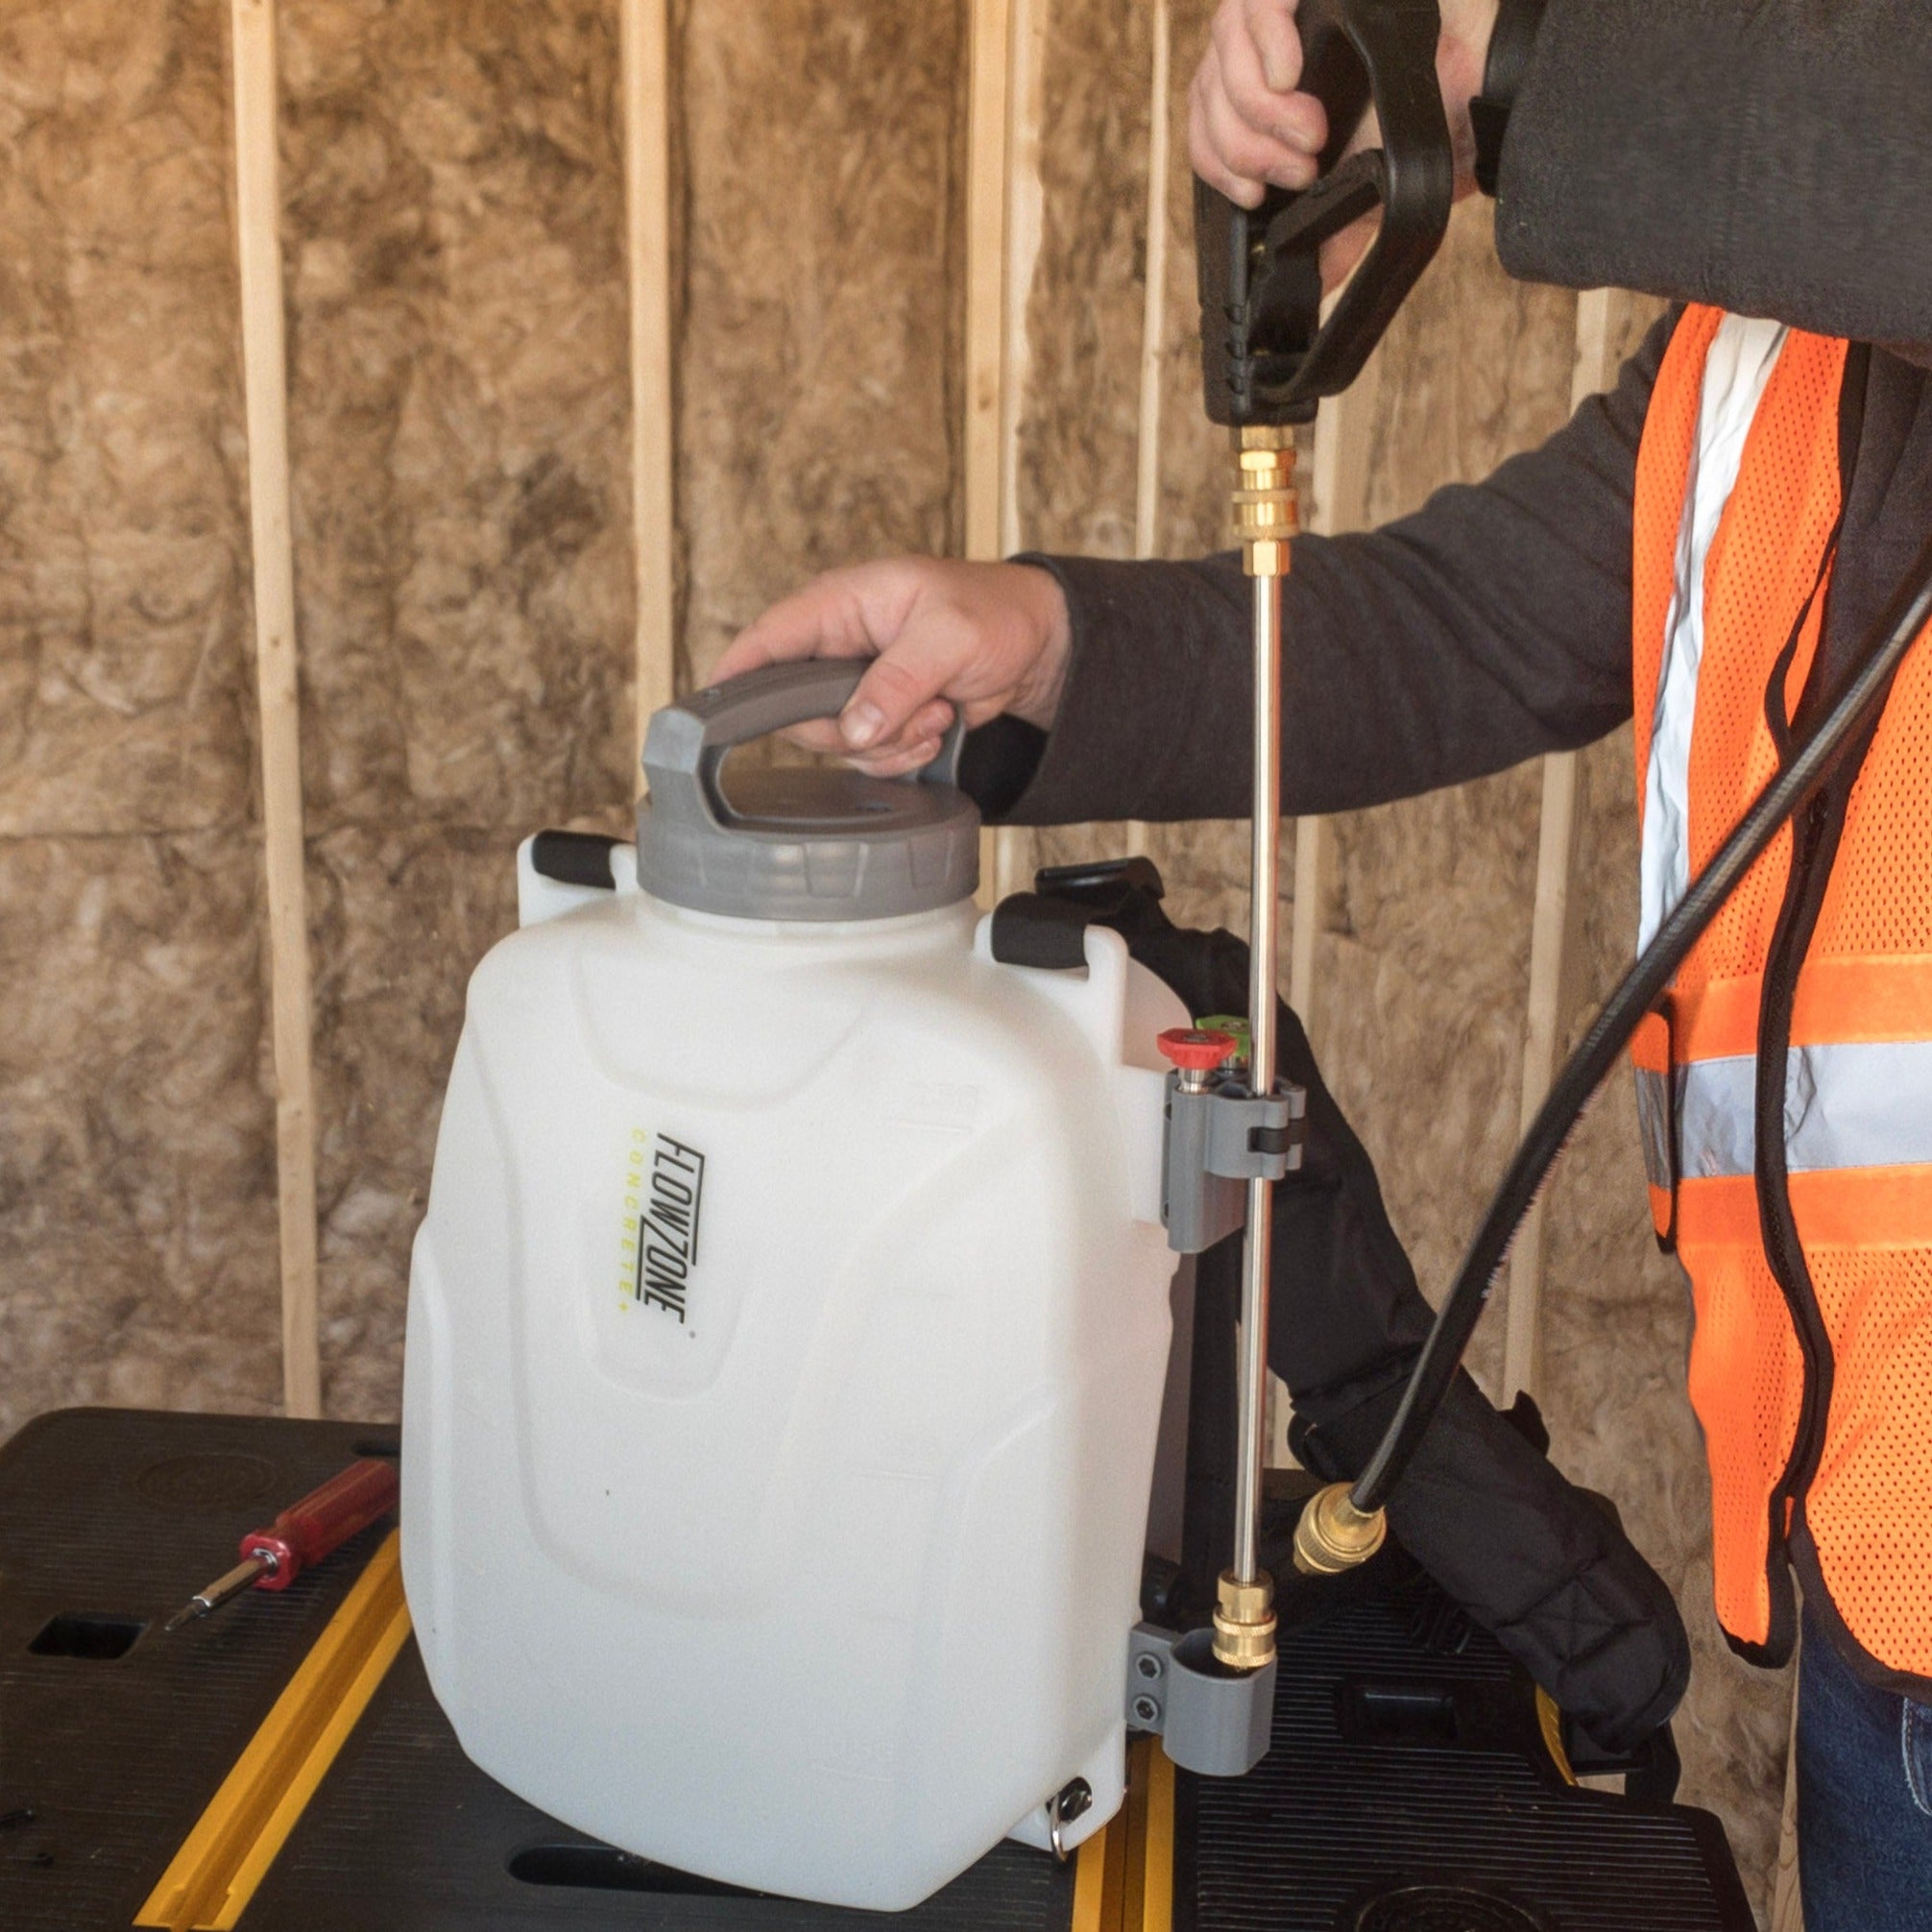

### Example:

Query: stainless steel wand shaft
xmin=1213 ymin=424 xmax=1298 ymax=1673
xmin=1234 ymin=569 xmax=1281 ymax=1587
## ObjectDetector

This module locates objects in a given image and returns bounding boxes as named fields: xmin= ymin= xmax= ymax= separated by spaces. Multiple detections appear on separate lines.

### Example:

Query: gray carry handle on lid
xmin=637 ymin=658 xmax=980 ymax=921
xmin=643 ymin=658 xmax=965 ymax=810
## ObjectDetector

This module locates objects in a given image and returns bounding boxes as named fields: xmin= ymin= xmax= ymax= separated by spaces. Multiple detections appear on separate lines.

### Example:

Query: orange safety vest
xmin=1629 ymin=304 xmax=1932 ymax=1690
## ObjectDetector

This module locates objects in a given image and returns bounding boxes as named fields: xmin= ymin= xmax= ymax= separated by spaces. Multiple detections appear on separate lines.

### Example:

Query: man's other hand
xmin=711 ymin=559 xmax=1073 ymax=779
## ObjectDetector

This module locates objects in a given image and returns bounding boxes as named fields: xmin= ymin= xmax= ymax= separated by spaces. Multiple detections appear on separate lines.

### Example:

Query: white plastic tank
xmin=403 ymin=661 xmax=1186 ymax=1909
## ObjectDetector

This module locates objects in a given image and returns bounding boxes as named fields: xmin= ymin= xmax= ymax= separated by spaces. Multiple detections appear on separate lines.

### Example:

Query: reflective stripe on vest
xmin=1635 ymin=1040 xmax=1932 ymax=1186
xmin=1631 ymin=306 xmax=1932 ymax=1685
xmin=1637 ymin=314 xmax=1788 ymax=953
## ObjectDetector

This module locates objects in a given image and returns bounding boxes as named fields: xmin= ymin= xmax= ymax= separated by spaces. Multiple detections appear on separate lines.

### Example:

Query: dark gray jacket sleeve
xmin=996 ymin=313 xmax=1666 ymax=827
xmin=1500 ymin=0 xmax=1932 ymax=356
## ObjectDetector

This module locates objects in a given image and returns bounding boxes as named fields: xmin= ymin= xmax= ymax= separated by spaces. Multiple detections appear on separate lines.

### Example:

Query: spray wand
xmin=1189 ymin=0 xmax=1455 ymax=1664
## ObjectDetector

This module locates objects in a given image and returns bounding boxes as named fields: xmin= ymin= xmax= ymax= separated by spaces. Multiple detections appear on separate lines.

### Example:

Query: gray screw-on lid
xmin=636 ymin=660 xmax=980 ymax=921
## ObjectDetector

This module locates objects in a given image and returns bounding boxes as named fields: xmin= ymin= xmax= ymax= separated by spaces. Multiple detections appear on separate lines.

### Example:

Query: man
xmin=714 ymin=4 xmax=1932 ymax=1923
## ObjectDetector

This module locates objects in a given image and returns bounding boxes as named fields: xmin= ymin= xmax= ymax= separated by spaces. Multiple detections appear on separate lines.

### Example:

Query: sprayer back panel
xmin=402 ymin=666 xmax=1185 ymax=1910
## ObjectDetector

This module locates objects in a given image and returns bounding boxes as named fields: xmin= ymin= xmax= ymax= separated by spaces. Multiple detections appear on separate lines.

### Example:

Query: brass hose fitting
xmin=1212 ymin=1567 xmax=1278 ymax=1671
xmin=1292 ymin=1482 xmax=1388 ymax=1577
xmin=1232 ymin=425 xmax=1299 ymax=579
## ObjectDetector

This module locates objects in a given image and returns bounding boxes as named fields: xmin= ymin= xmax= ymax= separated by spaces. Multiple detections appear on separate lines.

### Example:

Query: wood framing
xmin=995 ymin=0 xmax=1047 ymax=903
xmin=1501 ymin=747 xmax=1583 ymax=1400
xmin=964 ymin=0 xmax=1047 ymax=906
xmin=1501 ymin=287 xmax=1638 ymax=1403
xmin=229 ymin=0 xmax=321 ymax=1418
xmin=1571 ymin=286 xmax=1633 ymax=420
xmin=995 ymin=0 xmax=1046 ymax=575
xmin=621 ymin=0 xmax=678 ymax=773
xmin=963 ymin=0 xmax=1014 ymax=568
xmin=1133 ymin=0 xmax=1171 ymax=564
xmin=1125 ymin=0 xmax=1171 ymax=863
xmin=964 ymin=0 xmax=1013 ymax=906
xmin=1292 ymin=349 xmax=1383 ymax=1019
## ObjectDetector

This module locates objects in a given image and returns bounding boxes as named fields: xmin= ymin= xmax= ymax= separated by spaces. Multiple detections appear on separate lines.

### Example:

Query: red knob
xmin=1157 ymin=1026 xmax=1238 ymax=1074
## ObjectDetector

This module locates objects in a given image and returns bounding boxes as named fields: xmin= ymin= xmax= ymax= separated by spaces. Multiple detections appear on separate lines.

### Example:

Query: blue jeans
xmin=1799 ymin=1607 xmax=1932 ymax=1930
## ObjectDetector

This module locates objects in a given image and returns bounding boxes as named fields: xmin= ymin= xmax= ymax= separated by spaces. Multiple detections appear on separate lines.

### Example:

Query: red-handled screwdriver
xmin=163 ymin=1458 xmax=399 ymax=1633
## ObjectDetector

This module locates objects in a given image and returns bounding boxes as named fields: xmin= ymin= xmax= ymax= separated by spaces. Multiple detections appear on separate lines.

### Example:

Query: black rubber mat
xmin=0 ymin=1409 xmax=1073 ymax=1931
xmin=1176 ymin=1582 xmax=1755 ymax=1932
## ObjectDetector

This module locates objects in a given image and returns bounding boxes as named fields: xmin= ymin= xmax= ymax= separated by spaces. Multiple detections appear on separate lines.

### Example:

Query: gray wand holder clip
xmin=1161 ymin=1073 xmax=1305 ymax=1255
xmin=1125 ymin=1623 xmax=1275 ymax=1777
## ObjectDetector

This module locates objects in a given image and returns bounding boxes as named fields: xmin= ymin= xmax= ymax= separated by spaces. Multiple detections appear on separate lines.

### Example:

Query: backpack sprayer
xmin=398 ymin=16 xmax=1472 ymax=1892
xmin=1200 ymin=0 xmax=1932 ymax=1622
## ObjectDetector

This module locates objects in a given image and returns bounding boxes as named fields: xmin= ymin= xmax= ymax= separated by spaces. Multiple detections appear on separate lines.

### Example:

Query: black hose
xmin=1349 ymin=527 xmax=1932 ymax=1517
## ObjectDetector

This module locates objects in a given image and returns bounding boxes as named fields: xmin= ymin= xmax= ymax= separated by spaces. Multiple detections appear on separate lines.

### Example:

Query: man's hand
xmin=1191 ymin=0 xmax=1501 ymax=254
xmin=710 ymin=559 xmax=1073 ymax=778
xmin=1189 ymin=0 xmax=1334 ymax=206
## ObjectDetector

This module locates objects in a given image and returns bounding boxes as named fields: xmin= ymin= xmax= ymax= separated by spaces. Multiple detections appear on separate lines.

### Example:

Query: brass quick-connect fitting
xmin=1292 ymin=1482 xmax=1388 ymax=1577
xmin=1232 ymin=424 xmax=1299 ymax=578
xmin=1212 ymin=1568 xmax=1278 ymax=1671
